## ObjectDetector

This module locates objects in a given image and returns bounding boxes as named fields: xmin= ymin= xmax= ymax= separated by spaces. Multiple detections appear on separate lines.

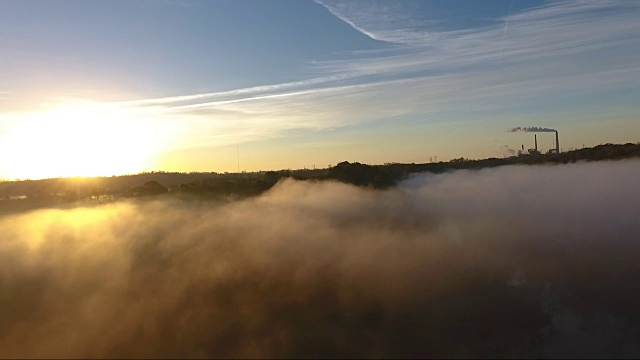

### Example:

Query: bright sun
xmin=0 ymin=102 xmax=167 ymax=180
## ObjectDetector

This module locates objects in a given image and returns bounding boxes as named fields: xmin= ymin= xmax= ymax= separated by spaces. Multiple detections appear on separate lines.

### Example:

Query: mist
xmin=1 ymin=160 xmax=640 ymax=358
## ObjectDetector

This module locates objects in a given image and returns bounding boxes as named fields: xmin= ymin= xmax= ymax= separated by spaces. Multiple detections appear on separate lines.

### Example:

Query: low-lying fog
xmin=1 ymin=160 xmax=639 ymax=358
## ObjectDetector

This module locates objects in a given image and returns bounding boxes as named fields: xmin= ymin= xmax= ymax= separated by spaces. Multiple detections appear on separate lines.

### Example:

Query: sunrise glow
xmin=1 ymin=0 xmax=639 ymax=177
xmin=0 ymin=102 xmax=166 ymax=179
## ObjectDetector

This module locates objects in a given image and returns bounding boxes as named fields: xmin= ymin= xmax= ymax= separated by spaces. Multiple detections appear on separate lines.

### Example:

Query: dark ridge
xmin=0 ymin=142 xmax=638 ymax=214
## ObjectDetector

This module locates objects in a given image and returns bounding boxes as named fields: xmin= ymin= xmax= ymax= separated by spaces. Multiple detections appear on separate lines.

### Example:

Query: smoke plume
xmin=496 ymin=144 xmax=516 ymax=157
xmin=1 ymin=160 xmax=639 ymax=358
xmin=509 ymin=126 xmax=557 ymax=133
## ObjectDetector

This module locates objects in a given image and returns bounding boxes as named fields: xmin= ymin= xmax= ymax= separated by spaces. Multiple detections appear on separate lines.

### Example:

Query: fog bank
xmin=1 ymin=160 xmax=639 ymax=358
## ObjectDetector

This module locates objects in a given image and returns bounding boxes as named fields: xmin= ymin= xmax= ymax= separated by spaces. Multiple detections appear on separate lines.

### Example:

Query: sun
xmin=0 ymin=101 xmax=167 ymax=180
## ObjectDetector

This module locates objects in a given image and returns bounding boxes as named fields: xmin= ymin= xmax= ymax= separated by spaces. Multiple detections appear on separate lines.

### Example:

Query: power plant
xmin=515 ymin=129 xmax=560 ymax=156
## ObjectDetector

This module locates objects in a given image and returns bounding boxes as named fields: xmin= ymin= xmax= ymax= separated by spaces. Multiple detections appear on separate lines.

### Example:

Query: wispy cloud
xmin=5 ymin=0 xmax=637 ymax=155
xmin=314 ymin=0 xmax=394 ymax=43
xmin=313 ymin=0 xmax=640 ymax=73
xmin=135 ymin=0 xmax=640 ymax=137
xmin=118 ymin=73 xmax=360 ymax=107
xmin=315 ymin=0 xmax=450 ymax=45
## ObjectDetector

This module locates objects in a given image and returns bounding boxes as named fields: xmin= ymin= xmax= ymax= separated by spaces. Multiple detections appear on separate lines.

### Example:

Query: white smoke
xmin=496 ymin=144 xmax=516 ymax=157
xmin=509 ymin=126 xmax=556 ymax=133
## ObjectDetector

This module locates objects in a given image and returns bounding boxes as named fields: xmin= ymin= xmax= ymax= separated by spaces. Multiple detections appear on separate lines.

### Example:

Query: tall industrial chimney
xmin=555 ymin=131 xmax=560 ymax=154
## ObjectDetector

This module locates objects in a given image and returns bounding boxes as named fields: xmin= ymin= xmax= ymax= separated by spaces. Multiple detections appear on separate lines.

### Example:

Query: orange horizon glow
xmin=0 ymin=102 xmax=171 ymax=180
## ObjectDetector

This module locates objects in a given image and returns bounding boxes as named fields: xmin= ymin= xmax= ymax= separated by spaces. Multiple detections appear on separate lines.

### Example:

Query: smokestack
xmin=555 ymin=131 xmax=560 ymax=154
xmin=535 ymin=134 xmax=537 ymax=151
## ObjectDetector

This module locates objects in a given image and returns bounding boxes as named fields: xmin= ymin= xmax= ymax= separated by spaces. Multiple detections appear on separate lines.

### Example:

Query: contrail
xmin=499 ymin=0 xmax=515 ymax=59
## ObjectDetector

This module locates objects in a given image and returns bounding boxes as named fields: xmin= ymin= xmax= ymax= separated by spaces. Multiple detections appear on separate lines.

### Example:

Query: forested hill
xmin=0 ymin=142 xmax=638 ymax=213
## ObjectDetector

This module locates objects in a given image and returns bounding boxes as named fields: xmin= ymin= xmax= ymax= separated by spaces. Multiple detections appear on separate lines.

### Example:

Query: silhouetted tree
xmin=132 ymin=180 xmax=168 ymax=197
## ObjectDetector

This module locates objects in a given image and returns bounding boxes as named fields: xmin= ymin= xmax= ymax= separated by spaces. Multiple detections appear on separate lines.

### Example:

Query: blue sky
xmin=1 ymin=0 xmax=639 ymax=178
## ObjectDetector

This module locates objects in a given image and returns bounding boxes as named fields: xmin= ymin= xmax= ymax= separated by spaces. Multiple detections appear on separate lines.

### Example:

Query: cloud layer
xmin=124 ymin=0 xmax=640 ymax=150
xmin=1 ymin=160 xmax=639 ymax=357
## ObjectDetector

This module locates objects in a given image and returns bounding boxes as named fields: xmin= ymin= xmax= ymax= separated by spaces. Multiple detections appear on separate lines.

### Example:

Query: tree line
xmin=1 ymin=142 xmax=639 ymax=214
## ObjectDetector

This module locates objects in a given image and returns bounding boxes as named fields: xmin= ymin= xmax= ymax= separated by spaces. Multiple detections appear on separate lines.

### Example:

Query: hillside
xmin=0 ymin=142 xmax=638 ymax=214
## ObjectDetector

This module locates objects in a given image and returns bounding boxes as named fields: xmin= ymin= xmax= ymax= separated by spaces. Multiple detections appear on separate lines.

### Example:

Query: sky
xmin=1 ymin=0 xmax=639 ymax=179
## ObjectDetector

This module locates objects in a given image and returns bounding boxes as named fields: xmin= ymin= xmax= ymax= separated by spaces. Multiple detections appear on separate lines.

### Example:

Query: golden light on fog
xmin=0 ymin=102 xmax=167 ymax=179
